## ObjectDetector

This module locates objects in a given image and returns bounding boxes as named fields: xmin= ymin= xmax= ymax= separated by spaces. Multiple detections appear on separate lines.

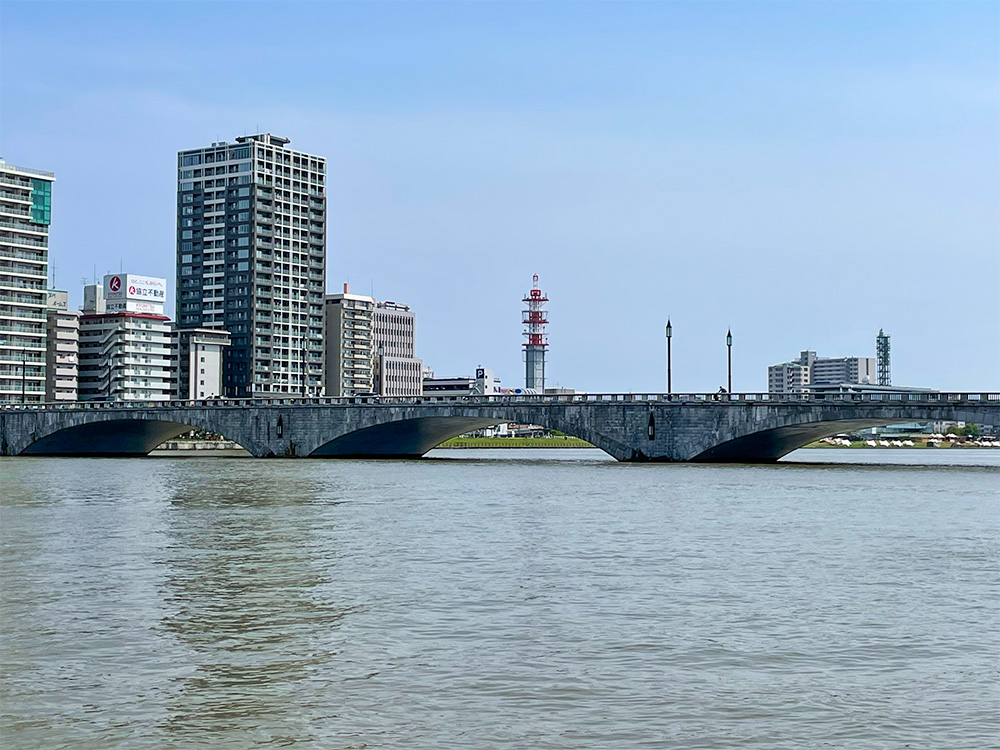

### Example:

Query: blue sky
xmin=2 ymin=1 xmax=997 ymax=391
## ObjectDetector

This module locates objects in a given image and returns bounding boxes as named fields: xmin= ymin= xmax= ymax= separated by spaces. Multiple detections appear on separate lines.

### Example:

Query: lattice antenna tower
xmin=522 ymin=274 xmax=549 ymax=391
xmin=876 ymin=328 xmax=891 ymax=386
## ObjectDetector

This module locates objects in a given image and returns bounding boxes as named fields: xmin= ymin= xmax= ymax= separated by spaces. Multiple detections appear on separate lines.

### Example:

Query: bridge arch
xmin=685 ymin=404 xmax=998 ymax=462
xmin=303 ymin=406 xmax=632 ymax=460
xmin=8 ymin=409 xmax=263 ymax=457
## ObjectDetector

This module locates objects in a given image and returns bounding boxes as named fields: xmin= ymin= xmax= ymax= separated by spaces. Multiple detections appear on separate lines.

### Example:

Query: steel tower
xmin=522 ymin=274 xmax=549 ymax=391
xmin=876 ymin=328 xmax=891 ymax=386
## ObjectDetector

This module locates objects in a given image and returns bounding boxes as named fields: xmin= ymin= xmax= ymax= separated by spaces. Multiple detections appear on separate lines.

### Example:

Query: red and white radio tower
xmin=522 ymin=274 xmax=549 ymax=391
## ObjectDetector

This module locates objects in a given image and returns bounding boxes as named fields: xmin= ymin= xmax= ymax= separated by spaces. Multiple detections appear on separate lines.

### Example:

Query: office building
xmin=324 ymin=284 xmax=422 ymax=397
xmin=78 ymin=274 xmax=175 ymax=401
xmin=0 ymin=159 xmax=53 ymax=403
xmin=176 ymin=327 xmax=230 ymax=399
xmin=373 ymin=300 xmax=422 ymax=396
xmin=767 ymin=350 xmax=877 ymax=393
xmin=44 ymin=290 xmax=79 ymax=401
xmin=176 ymin=133 xmax=327 ymax=398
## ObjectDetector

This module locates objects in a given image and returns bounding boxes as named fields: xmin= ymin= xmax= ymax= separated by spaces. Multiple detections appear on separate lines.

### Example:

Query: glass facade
xmin=30 ymin=179 xmax=52 ymax=225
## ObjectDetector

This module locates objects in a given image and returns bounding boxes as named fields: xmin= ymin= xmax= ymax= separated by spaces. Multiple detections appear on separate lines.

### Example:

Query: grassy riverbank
xmin=437 ymin=436 xmax=594 ymax=449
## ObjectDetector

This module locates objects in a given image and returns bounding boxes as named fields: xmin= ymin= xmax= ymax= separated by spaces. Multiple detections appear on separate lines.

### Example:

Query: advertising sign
xmin=104 ymin=274 xmax=167 ymax=302
xmin=105 ymin=299 xmax=163 ymax=314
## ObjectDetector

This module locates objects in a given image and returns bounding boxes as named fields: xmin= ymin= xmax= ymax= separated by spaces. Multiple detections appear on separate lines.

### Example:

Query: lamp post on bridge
xmin=665 ymin=319 xmax=672 ymax=395
xmin=726 ymin=329 xmax=732 ymax=394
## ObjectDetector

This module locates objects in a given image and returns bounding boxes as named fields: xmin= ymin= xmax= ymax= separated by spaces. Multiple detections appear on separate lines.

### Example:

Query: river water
xmin=1 ymin=449 xmax=997 ymax=748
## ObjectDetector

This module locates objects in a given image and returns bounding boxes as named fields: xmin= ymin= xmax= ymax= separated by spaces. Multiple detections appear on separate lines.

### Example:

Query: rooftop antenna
xmin=50 ymin=262 xmax=56 ymax=288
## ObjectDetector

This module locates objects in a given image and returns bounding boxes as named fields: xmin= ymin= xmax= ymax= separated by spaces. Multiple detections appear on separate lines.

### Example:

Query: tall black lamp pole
xmin=726 ymin=329 xmax=733 ymax=394
xmin=665 ymin=319 xmax=672 ymax=395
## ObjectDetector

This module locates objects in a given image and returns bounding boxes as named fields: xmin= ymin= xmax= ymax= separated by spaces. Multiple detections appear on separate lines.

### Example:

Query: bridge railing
xmin=1 ymin=391 xmax=998 ymax=411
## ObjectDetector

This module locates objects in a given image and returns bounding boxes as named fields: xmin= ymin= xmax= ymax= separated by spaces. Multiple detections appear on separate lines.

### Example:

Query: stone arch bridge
xmin=1 ymin=392 xmax=997 ymax=463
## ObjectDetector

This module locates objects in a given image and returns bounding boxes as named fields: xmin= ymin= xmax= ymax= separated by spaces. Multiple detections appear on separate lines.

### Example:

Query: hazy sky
xmin=1 ymin=1 xmax=997 ymax=392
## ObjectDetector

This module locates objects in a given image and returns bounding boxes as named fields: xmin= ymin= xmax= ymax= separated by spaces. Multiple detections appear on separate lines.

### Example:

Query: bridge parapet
xmin=2 ymin=391 xmax=998 ymax=411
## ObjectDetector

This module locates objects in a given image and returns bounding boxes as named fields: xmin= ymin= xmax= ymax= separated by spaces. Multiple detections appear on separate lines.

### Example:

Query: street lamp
xmin=665 ymin=319 xmax=672 ymax=395
xmin=726 ymin=329 xmax=733 ymax=394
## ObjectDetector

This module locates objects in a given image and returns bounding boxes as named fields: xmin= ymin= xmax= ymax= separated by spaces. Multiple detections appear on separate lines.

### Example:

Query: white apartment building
xmin=176 ymin=134 xmax=327 ymax=398
xmin=176 ymin=327 xmax=230 ymax=399
xmin=0 ymin=159 xmax=53 ymax=403
xmin=324 ymin=284 xmax=422 ymax=397
xmin=767 ymin=350 xmax=877 ymax=393
xmin=44 ymin=290 xmax=79 ymax=401
xmin=78 ymin=275 xmax=175 ymax=401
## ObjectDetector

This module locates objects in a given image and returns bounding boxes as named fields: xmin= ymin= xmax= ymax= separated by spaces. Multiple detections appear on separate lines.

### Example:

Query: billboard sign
xmin=104 ymin=274 xmax=166 ymax=302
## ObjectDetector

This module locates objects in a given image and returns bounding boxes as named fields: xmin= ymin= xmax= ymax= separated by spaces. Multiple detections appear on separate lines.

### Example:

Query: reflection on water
xmin=1 ymin=451 xmax=997 ymax=748
xmin=157 ymin=469 xmax=350 ymax=743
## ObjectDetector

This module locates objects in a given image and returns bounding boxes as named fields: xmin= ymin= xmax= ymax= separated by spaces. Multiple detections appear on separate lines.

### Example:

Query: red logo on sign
xmin=129 ymin=286 xmax=136 ymax=295
xmin=109 ymin=276 xmax=122 ymax=292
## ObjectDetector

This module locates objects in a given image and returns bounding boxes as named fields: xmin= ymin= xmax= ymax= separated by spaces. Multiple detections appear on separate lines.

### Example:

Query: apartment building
xmin=767 ymin=350 xmax=877 ymax=393
xmin=0 ymin=159 xmax=53 ymax=403
xmin=44 ymin=289 xmax=79 ymax=401
xmin=176 ymin=133 xmax=326 ymax=398
xmin=176 ymin=327 xmax=230 ymax=400
xmin=324 ymin=285 xmax=422 ymax=397
xmin=78 ymin=275 xmax=175 ymax=401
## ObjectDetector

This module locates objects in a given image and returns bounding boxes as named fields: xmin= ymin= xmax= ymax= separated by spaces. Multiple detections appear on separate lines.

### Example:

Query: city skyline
xmin=1 ymin=1 xmax=996 ymax=392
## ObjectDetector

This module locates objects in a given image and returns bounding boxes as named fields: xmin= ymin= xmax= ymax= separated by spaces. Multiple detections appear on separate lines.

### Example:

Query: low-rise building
xmin=44 ymin=290 xmax=79 ymax=401
xmin=423 ymin=367 xmax=505 ymax=397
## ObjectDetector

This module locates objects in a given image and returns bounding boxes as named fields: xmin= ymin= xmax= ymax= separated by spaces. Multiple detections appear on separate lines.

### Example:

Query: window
xmin=182 ymin=154 xmax=202 ymax=166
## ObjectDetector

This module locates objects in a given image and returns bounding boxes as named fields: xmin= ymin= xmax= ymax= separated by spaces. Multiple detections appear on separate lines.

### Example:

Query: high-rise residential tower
xmin=176 ymin=134 xmax=327 ymax=398
xmin=0 ymin=159 xmax=53 ymax=403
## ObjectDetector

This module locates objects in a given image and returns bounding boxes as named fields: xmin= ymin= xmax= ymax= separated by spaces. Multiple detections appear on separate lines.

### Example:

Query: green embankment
xmin=437 ymin=436 xmax=594 ymax=449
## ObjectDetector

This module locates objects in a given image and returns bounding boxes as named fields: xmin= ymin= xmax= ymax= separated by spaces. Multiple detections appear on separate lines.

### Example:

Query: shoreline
xmin=148 ymin=437 xmax=997 ymax=454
